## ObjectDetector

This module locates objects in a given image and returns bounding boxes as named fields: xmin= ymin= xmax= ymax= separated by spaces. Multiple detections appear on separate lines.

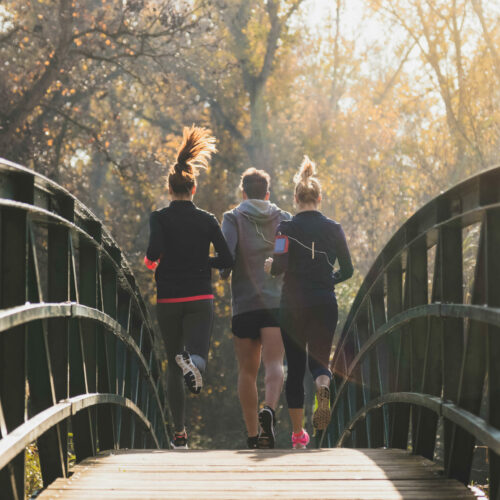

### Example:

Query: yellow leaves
xmin=75 ymin=39 xmax=82 ymax=47
xmin=47 ymin=139 xmax=53 ymax=146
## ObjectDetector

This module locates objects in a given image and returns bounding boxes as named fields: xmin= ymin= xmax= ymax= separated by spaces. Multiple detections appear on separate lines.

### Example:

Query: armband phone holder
xmin=274 ymin=235 xmax=289 ymax=254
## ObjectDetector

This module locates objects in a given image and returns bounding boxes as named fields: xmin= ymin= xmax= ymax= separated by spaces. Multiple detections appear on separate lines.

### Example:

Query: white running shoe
xmin=175 ymin=351 xmax=202 ymax=394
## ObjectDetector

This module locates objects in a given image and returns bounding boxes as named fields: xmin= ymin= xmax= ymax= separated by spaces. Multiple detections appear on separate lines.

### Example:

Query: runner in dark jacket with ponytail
xmin=145 ymin=126 xmax=233 ymax=449
xmin=265 ymin=156 xmax=353 ymax=449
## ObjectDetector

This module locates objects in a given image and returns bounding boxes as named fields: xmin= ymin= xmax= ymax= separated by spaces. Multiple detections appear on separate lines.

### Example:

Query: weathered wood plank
xmin=38 ymin=449 xmax=477 ymax=500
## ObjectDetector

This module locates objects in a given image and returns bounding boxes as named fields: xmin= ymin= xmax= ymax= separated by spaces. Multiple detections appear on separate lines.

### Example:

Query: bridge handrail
xmin=324 ymin=165 xmax=500 ymax=497
xmin=0 ymin=159 xmax=170 ymax=499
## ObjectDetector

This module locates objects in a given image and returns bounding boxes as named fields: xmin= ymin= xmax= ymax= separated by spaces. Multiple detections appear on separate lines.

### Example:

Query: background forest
xmin=1 ymin=0 xmax=499 ymax=450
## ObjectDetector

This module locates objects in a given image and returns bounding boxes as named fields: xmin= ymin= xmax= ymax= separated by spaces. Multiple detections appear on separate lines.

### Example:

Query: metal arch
xmin=0 ymin=393 xmax=159 ymax=471
xmin=0 ymin=302 xmax=169 ymax=439
xmin=0 ymin=198 xmax=155 ymax=336
xmin=333 ymin=202 xmax=499 ymax=366
xmin=329 ymin=303 xmax=500 ymax=416
xmin=0 ymin=158 xmax=138 ymax=287
xmin=324 ymin=165 xmax=500 ymax=493
xmin=0 ymin=158 xmax=157 ymax=347
xmin=0 ymin=160 xmax=171 ymax=497
xmin=332 ymin=164 xmax=500 ymax=366
xmin=337 ymin=392 xmax=500 ymax=456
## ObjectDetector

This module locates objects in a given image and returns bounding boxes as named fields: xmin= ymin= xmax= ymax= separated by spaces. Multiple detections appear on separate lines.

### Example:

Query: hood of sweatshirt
xmin=234 ymin=199 xmax=285 ymax=223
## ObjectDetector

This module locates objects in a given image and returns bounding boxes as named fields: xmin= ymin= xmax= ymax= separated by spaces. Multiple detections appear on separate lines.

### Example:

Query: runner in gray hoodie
xmin=221 ymin=168 xmax=291 ymax=449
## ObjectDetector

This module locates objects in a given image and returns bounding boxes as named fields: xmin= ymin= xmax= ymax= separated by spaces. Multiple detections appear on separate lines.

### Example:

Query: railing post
xmin=407 ymin=236 xmax=428 ymax=456
xmin=354 ymin=312 xmax=369 ymax=447
xmin=100 ymin=255 xmax=118 ymax=450
xmin=46 ymin=204 xmax=73 ymax=480
xmin=486 ymin=208 xmax=500 ymax=499
xmin=386 ymin=257 xmax=403 ymax=449
xmin=437 ymin=226 xmax=464 ymax=477
xmin=414 ymin=237 xmax=442 ymax=460
xmin=0 ymin=170 xmax=34 ymax=498
xmin=117 ymin=289 xmax=132 ymax=449
xmin=368 ymin=278 xmax=387 ymax=448
xmin=70 ymin=223 xmax=99 ymax=461
xmin=446 ymin=221 xmax=487 ymax=483
xmin=26 ymin=222 xmax=67 ymax=488
xmin=0 ymin=206 xmax=28 ymax=499
xmin=391 ymin=251 xmax=411 ymax=449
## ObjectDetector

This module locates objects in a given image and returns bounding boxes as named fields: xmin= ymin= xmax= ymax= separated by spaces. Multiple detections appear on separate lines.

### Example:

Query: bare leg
xmin=234 ymin=336 xmax=261 ymax=437
xmin=260 ymin=327 xmax=284 ymax=410
xmin=289 ymin=408 xmax=304 ymax=434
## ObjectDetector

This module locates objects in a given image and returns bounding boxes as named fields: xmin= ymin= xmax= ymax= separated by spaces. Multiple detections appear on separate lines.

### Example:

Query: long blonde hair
xmin=168 ymin=125 xmax=217 ymax=194
xmin=294 ymin=156 xmax=321 ymax=204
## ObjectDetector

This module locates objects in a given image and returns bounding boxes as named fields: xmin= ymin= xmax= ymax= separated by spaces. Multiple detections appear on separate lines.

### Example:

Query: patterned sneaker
xmin=258 ymin=405 xmax=276 ymax=449
xmin=313 ymin=385 xmax=331 ymax=430
xmin=247 ymin=435 xmax=259 ymax=449
xmin=171 ymin=430 xmax=188 ymax=449
xmin=292 ymin=429 xmax=310 ymax=449
xmin=175 ymin=351 xmax=202 ymax=394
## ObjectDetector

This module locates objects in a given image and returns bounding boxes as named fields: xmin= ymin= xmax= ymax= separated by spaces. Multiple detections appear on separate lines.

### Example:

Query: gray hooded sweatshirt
xmin=221 ymin=199 xmax=291 ymax=316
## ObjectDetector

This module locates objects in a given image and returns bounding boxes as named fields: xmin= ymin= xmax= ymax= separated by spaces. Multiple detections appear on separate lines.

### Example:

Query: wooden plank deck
xmin=37 ymin=448 xmax=478 ymax=499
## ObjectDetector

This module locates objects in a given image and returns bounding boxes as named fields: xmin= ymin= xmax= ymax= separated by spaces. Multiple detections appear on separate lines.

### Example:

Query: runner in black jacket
xmin=145 ymin=126 xmax=233 ymax=449
xmin=265 ymin=156 xmax=353 ymax=449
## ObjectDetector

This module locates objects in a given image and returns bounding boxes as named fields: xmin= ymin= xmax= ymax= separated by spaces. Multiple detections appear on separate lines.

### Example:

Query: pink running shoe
xmin=292 ymin=429 xmax=310 ymax=449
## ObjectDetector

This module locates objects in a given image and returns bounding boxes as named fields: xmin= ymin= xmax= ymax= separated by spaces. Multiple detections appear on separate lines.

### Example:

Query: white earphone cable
xmin=240 ymin=211 xmax=335 ymax=269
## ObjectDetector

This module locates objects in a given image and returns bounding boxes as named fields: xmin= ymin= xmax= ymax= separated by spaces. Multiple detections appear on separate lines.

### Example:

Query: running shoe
xmin=247 ymin=435 xmax=259 ymax=449
xmin=171 ymin=430 xmax=188 ymax=449
xmin=175 ymin=351 xmax=202 ymax=394
xmin=258 ymin=405 xmax=276 ymax=449
xmin=312 ymin=385 xmax=331 ymax=430
xmin=292 ymin=429 xmax=310 ymax=449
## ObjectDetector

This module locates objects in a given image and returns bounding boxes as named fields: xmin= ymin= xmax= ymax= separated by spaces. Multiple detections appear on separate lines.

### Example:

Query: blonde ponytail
xmin=294 ymin=155 xmax=321 ymax=205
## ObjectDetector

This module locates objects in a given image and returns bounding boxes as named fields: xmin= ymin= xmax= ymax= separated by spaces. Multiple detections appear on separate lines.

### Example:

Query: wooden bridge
xmin=0 ymin=158 xmax=498 ymax=499
xmin=37 ymin=449 xmax=476 ymax=499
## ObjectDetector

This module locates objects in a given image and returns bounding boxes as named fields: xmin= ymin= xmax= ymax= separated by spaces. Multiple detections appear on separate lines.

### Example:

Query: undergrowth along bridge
xmin=0 ymin=158 xmax=498 ymax=499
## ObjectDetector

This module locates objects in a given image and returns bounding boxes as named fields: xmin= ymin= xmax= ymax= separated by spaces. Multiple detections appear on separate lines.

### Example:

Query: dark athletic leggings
xmin=156 ymin=299 xmax=214 ymax=432
xmin=280 ymin=298 xmax=338 ymax=409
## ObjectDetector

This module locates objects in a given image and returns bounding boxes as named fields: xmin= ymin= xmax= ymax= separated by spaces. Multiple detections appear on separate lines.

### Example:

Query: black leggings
xmin=156 ymin=299 xmax=213 ymax=432
xmin=280 ymin=298 xmax=338 ymax=409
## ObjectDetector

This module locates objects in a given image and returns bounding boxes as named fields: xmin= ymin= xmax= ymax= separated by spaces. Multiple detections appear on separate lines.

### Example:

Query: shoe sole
xmin=313 ymin=385 xmax=331 ymax=430
xmin=175 ymin=353 xmax=202 ymax=394
xmin=258 ymin=408 xmax=275 ymax=449
xmin=170 ymin=442 xmax=188 ymax=450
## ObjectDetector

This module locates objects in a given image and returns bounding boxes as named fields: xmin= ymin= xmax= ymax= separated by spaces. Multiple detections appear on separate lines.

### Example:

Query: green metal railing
xmin=0 ymin=159 xmax=170 ymax=499
xmin=323 ymin=165 xmax=500 ymax=496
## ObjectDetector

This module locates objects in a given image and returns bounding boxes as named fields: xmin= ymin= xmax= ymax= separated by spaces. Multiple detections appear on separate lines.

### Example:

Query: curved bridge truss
xmin=0 ymin=159 xmax=170 ymax=499
xmin=324 ymin=165 xmax=500 ymax=496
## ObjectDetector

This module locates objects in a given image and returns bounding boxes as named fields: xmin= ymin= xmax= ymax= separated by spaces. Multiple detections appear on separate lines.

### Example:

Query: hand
xmin=264 ymin=257 xmax=273 ymax=274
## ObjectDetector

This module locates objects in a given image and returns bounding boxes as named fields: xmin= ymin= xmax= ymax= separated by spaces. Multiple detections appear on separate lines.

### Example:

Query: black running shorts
xmin=231 ymin=308 xmax=280 ymax=339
